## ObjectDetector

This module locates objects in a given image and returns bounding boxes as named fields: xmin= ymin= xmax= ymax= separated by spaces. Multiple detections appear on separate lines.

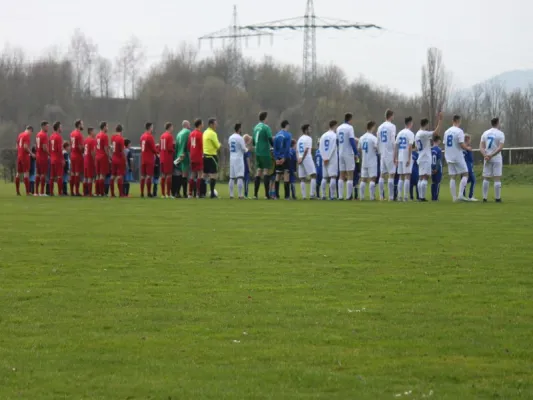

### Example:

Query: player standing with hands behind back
xmin=253 ymin=111 xmax=274 ymax=199
xmin=394 ymin=117 xmax=415 ymax=202
xmin=159 ymin=122 xmax=175 ymax=199
xmin=228 ymin=123 xmax=247 ymax=199
xmin=69 ymin=120 xmax=84 ymax=196
xmin=480 ymin=117 xmax=505 ymax=202
xmin=336 ymin=113 xmax=358 ymax=200
xmin=111 ymin=124 xmax=126 ymax=197
xmin=203 ymin=118 xmax=221 ymax=198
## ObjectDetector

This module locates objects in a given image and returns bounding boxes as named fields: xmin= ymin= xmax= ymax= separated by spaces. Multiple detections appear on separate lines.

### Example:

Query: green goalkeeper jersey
xmin=176 ymin=128 xmax=191 ymax=160
xmin=253 ymin=122 xmax=272 ymax=157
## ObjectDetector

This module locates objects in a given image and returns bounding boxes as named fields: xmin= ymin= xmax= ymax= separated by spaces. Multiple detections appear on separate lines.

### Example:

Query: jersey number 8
xmin=446 ymin=135 xmax=453 ymax=147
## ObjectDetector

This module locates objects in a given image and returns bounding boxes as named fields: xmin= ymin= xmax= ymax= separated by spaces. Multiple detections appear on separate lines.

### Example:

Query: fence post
xmin=509 ymin=149 xmax=512 ymax=165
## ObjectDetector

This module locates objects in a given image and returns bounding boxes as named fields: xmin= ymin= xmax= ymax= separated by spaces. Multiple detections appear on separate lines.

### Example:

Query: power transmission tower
xmin=198 ymin=5 xmax=273 ymax=89
xmin=242 ymin=0 xmax=382 ymax=95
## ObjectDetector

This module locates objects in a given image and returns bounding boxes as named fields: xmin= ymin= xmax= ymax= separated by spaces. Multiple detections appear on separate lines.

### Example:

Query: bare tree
xmin=421 ymin=47 xmax=449 ymax=127
xmin=95 ymin=56 xmax=113 ymax=98
xmin=483 ymin=80 xmax=505 ymax=119
xmin=115 ymin=36 xmax=144 ymax=98
xmin=67 ymin=29 xmax=96 ymax=97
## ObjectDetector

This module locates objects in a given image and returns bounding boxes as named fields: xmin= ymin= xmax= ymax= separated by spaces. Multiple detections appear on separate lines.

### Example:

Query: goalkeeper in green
xmin=174 ymin=120 xmax=191 ymax=197
xmin=253 ymin=111 xmax=274 ymax=199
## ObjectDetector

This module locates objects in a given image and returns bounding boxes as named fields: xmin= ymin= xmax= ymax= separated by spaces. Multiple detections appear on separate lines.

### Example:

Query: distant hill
xmin=471 ymin=70 xmax=533 ymax=92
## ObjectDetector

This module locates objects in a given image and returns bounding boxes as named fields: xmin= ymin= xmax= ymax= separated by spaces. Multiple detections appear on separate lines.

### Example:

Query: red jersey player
xmin=95 ymin=121 xmax=110 ymax=196
xmin=159 ymin=122 xmax=175 ymax=198
xmin=70 ymin=119 xmax=85 ymax=196
xmin=49 ymin=122 xmax=63 ymax=196
xmin=35 ymin=121 xmax=50 ymax=196
xmin=16 ymin=125 xmax=33 ymax=195
xmin=140 ymin=122 xmax=158 ymax=197
xmin=187 ymin=118 xmax=204 ymax=198
xmin=111 ymin=124 xmax=126 ymax=197
xmin=83 ymin=127 xmax=97 ymax=196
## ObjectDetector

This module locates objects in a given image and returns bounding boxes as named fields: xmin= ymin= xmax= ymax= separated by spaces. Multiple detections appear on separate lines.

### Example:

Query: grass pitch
xmin=0 ymin=179 xmax=532 ymax=399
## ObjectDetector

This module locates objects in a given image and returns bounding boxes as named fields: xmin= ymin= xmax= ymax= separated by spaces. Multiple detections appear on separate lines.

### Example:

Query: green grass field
xmin=1 ymin=175 xmax=532 ymax=399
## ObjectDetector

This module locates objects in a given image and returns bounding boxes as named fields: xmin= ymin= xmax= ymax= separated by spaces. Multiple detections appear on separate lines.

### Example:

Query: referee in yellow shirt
xmin=203 ymin=118 xmax=221 ymax=198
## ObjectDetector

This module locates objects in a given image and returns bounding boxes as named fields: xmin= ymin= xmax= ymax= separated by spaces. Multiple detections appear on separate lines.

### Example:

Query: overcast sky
xmin=1 ymin=0 xmax=529 ymax=95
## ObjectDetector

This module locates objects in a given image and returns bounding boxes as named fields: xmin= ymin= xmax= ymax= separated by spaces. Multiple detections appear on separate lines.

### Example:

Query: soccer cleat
xmin=188 ymin=195 xmax=194 ymax=199
xmin=483 ymin=199 xmax=488 ymax=203
xmin=496 ymin=199 xmax=502 ymax=203
xmin=469 ymin=197 xmax=479 ymax=202
xmin=458 ymin=196 xmax=470 ymax=202
xmin=419 ymin=198 xmax=428 ymax=202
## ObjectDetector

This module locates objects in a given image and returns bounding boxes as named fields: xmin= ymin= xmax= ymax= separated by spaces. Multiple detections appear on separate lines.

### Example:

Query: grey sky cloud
xmin=1 ymin=0 xmax=528 ymax=94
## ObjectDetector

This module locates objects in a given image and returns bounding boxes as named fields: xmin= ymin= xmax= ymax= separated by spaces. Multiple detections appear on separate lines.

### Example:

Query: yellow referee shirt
xmin=203 ymin=128 xmax=221 ymax=156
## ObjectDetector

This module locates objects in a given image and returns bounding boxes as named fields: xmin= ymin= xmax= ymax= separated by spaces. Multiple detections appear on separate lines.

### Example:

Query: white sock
xmin=329 ymin=178 xmax=337 ymax=199
xmin=398 ymin=180 xmax=404 ymax=200
xmin=459 ymin=176 xmax=468 ymax=198
xmin=229 ymin=179 xmax=235 ymax=198
xmin=378 ymin=178 xmax=385 ymax=200
xmin=338 ymin=180 xmax=344 ymax=199
xmin=360 ymin=181 xmax=366 ymax=200
xmin=346 ymin=180 xmax=353 ymax=200
xmin=321 ymin=178 xmax=327 ymax=198
xmin=417 ymin=181 xmax=422 ymax=198
xmin=300 ymin=181 xmax=306 ymax=199
xmin=404 ymin=179 xmax=410 ymax=200
xmin=310 ymin=178 xmax=316 ymax=197
xmin=237 ymin=178 xmax=243 ymax=197
xmin=388 ymin=179 xmax=394 ymax=200
xmin=369 ymin=181 xmax=376 ymax=200
xmin=483 ymin=179 xmax=490 ymax=199
xmin=450 ymin=179 xmax=457 ymax=201
xmin=422 ymin=180 xmax=428 ymax=199
xmin=494 ymin=181 xmax=502 ymax=199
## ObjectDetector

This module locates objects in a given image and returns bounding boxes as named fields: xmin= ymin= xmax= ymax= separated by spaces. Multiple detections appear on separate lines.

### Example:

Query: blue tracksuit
xmin=431 ymin=146 xmax=443 ymax=201
xmin=289 ymin=148 xmax=297 ymax=199
xmin=463 ymin=149 xmax=475 ymax=199
xmin=63 ymin=151 xmax=70 ymax=195
xmin=273 ymin=130 xmax=291 ymax=161
xmin=153 ymin=155 xmax=161 ymax=196
xmin=244 ymin=150 xmax=251 ymax=197
xmin=410 ymin=151 xmax=420 ymax=200
xmin=124 ymin=148 xmax=133 ymax=196
xmin=315 ymin=149 xmax=323 ymax=197
xmin=29 ymin=156 xmax=36 ymax=193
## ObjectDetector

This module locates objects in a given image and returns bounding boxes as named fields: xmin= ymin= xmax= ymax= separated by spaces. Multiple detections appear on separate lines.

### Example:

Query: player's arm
xmin=433 ymin=112 xmax=444 ymax=138
xmin=479 ymin=135 xmax=487 ymax=157
xmin=247 ymin=154 xmax=252 ymax=171
xmin=267 ymin=127 xmax=274 ymax=147
xmin=489 ymin=137 xmax=505 ymax=160
xmin=299 ymin=145 xmax=309 ymax=164
xmin=393 ymin=140 xmax=399 ymax=165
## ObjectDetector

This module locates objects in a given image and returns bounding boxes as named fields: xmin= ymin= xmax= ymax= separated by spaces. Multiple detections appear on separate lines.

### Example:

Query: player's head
xmin=25 ymin=125 xmax=33 ymax=134
xmin=53 ymin=121 xmax=62 ymax=133
xmin=453 ymin=114 xmax=461 ymax=127
xmin=99 ymin=121 xmax=108 ymax=133
xmin=491 ymin=117 xmax=500 ymax=129
xmin=329 ymin=120 xmax=338 ymax=131
xmin=194 ymin=118 xmax=203 ymax=130
xmin=145 ymin=122 xmax=153 ymax=133
xmin=243 ymin=134 xmax=252 ymax=146
xmin=464 ymin=133 xmax=471 ymax=145
xmin=88 ymin=127 xmax=95 ymax=137
xmin=75 ymin=119 xmax=84 ymax=131
xmin=165 ymin=122 xmax=173 ymax=132
xmin=344 ymin=113 xmax=353 ymax=124
xmin=234 ymin=122 xmax=242 ymax=134
xmin=433 ymin=136 xmax=441 ymax=146
xmin=124 ymin=139 xmax=131 ymax=148
xmin=281 ymin=120 xmax=289 ymax=130
xmin=291 ymin=139 xmax=296 ymax=149
xmin=40 ymin=120 xmax=49 ymax=133
xmin=367 ymin=120 xmax=376 ymax=133
xmin=208 ymin=118 xmax=217 ymax=130
xmin=385 ymin=109 xmax=394 ymax=122
xmin=259 ymin=111 xmax=268 ymax=122
xmin=182 ymin=120 xmax=191 ymax=130
xmin=63 ymin=140 xmax=70 ymax=151
xmin=115 ymin=124 xmax=123 ymax=135
xmin=420 ymin=118 xmax=429 ymax=129
xmin=301 ymin=123 xmax=310 ymax=135
xmin=405 ymin=116 xmax=413 ymax=129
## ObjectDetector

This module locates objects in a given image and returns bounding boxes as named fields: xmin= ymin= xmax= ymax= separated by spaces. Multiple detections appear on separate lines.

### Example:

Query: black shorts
xmin=203 ymin=155 xmax=218 ymax=174
xmin=275 ymin=158 xmax=289 ymax=174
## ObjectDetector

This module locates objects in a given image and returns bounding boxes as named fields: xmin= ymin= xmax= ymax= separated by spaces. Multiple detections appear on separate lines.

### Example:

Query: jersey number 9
xmin=324 ymin=139 xmax=330 ymax=152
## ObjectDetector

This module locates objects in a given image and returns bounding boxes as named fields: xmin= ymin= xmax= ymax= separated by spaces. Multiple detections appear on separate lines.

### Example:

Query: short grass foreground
xmin=0 ymin=181 xmax=532 ymax=400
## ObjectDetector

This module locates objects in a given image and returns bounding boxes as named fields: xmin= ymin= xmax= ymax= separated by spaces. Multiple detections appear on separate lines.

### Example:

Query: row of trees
xmin=0 ymin=32 xmax=532 ymax=154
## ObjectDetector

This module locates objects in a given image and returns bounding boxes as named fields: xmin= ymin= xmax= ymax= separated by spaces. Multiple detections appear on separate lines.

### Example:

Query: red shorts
xmin=160 ymin=160 xmax=173 ymax=175
xmin=141 ymin=162 xmax=154 ymax=176
xmin=17 ymin=157 xmax=30 ymax=173
xmin=111 ymin=160 xmax=125 ymax=177
xmin=71 ymin=156 xmax=83 ymax=174
xmin=50 ymin=160 xmax=63 ymax=178
xmin=36 ymin=158 xmax=49 ymax=175
xmin=95 ymin=158 xmax=109 ymax=176
xmin=191 ymin=161 xmax=203 ymax=173
xmin=84 ymin=161 xmax=95 ymax=179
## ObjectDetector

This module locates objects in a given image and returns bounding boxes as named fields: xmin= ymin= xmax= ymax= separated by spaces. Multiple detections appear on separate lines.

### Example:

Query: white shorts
xmin=447 ymin=159 xmax=468 ymax=176
xmin=361 ymin=165 xmax=378 ymax=178
xmin=298 ymin=156 xmax=316 ymax=178
xmin=418 ymin=161 xmax=432 ymax=176
xmin=322 ymin=160 xmax=338 ymax=178
xmin=229 ymin=158 xmax=244 ymax=179
xmin=380 ymin=157 xmax=396 ymax=175
xmin=483 ymin=160 xmax=503 ymax=177
xmin=339 ymin=154 xmax=355 ymax=172
xmin=397 ymin=160 xmax=413 ymax=175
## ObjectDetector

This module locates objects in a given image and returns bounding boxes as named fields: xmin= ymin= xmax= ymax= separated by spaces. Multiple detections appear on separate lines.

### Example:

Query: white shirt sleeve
xmin=408 ymin=132 xmax=415 ymax=145
xmin=457 ymin=130 xmax=465 ymax=144
xmin=239 ymin=136 xmax=246 ymax=153
xmin=499 ymin=131 xmax=505 ymax=144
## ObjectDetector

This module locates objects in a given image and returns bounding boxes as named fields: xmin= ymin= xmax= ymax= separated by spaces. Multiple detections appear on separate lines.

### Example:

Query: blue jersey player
xmin=431 ymin=137 xmax=443 ymax=201
xmin=410 ymin=150 xmax=420 ymax=200
xmin=289 ymin=140 xmax=297 ymax=199
xmin=29 ymin=146 xmax=36 ymax=195
xmin=314 ymin=147 xmax=322 ymax=199
xmin=463 ymin=134 xmax=477 ymax=200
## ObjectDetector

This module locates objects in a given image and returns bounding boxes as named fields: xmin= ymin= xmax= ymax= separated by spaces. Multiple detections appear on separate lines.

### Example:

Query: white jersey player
xmin=394 ymin=117 xmax=415 ymax=202
xmin=415 ymin=112 xmax=443 ymax=201
xmin=296 ymin=124 xmax=317 ymax=199
xmin=358 ymin=121 xmax=379 ymax=200
xmin=228 ymin=123 xmax=247 ymax=199
xmin=336 ymin=113 xmax=358 ymax=200
xmin=319 ymin=120 xmax=339 ymax=200
xmin=443 ymin=115 xmax=471 ymax=202
xmin=377 ymin=109 xmax=397 ymax=200
xmin=480 ymin=117 xmax=505 ymax=202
